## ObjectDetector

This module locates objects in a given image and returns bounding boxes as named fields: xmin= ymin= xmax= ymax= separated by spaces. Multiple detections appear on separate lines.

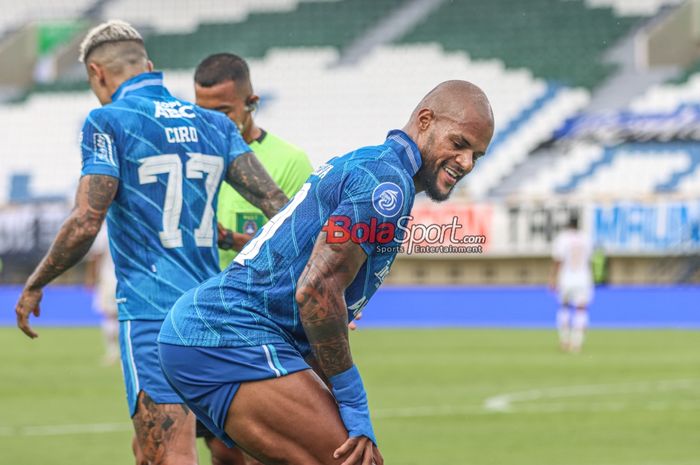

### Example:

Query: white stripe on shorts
xmin=125 ymin=321 xmax=141 ymax=393
xmin=262 ymin=345 xmax=281 ymax=377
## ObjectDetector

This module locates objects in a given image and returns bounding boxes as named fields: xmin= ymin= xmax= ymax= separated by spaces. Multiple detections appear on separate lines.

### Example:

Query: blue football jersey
xmin=159 ymin=130 xmax=422 ymax=356
xmin=80 ymin=72 xmax=251 ymax=321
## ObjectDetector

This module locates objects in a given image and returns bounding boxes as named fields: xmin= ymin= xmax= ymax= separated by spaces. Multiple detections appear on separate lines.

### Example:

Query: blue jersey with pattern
xmin=80 ymin=72 xmax=251 ymax=321
xmin=158 ymin=130 xmax=422 ymax=355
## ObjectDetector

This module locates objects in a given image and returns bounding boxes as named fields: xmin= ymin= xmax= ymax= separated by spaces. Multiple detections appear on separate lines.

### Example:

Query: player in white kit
xmin=550 ymin=215 xmax=593 ymax=353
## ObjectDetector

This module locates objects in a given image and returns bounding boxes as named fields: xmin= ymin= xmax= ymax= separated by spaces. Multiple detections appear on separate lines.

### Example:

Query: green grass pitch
xmin=0 ymin=327 xmax=698 ymax=465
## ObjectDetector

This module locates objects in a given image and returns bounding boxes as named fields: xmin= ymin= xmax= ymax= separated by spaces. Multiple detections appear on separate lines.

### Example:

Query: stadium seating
xmin=0 ymin=43 xmax=586 ymax=202
xmin=0 ymin=92 xmax=95 ymax=203
xmin=518 ymin=143 xmax=700 ymax=197
xmin=568 ymin=146 xmax=690 ymax=196
xmin=0 ymin=0 xmax=94 ymax=37
xmin=1 ymin=0 xmax=695 ymax=204
xmin=101 ymin=0 xmax=341 ymax=33
xmin=629 ymin=74 xmax=700 ymax=113
xmin=585 ymin=0 xmax=682 ymax=16
xmin=138 ymin=0 xmax=406 ymax=69
xmin=175 ymin=44 xmax=585 ymax=199
xmin=397 ymin=0 xmax=644 ymax=88
xmin=516 ymin=143 xmax=605 ymax=197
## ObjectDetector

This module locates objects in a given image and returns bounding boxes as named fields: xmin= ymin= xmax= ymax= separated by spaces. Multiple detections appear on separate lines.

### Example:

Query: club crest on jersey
xmin=372 ymin=182 xmax=403 ymax=218
xmin=93 ymin=133 xmax=116 ymax=167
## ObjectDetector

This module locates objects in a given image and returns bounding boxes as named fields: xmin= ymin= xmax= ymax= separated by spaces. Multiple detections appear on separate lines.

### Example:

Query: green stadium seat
xmin=144 ymin=0 xmax=407 ymax=69
xmin=396 ymin=0 xmax=642 ymax=88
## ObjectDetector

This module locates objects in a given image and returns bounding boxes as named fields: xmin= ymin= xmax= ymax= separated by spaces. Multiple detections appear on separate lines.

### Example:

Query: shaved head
xmin=84 ymin=41 xmax=149 ymax=74
xmin=405 ymin=80 xmax=494 ymax=201
xmin=410 ymin=80 xmax=493 ymax=128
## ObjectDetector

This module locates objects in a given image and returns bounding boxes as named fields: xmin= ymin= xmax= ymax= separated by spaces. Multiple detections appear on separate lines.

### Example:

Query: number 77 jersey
xmin=79 ymin=72 xmax=251 ymax=321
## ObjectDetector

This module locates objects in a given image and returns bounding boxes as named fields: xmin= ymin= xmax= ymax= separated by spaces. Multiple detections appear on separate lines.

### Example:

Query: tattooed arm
xmin=295 ymin=231 xmax=367 ymax=378
xmin=16 ymin=174 xmax=118 ymax=338
xmin=225 ymin=152 xmax=288 ymax=219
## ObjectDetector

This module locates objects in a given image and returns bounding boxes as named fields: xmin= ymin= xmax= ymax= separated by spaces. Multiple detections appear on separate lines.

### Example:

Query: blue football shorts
xmin=119 ymin=320 xmax=185 ymax=417
xmin=158 ymin=341 xmax=310 ymax=447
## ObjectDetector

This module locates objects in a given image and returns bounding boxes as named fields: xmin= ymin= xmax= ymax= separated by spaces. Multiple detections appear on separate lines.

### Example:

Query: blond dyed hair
xmin=79 ymin=20 xmax=145 ymax=63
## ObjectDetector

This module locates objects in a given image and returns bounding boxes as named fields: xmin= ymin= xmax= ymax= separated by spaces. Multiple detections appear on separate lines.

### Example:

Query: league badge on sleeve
xmin=93 ymin=133 xmax=117 ymax=167
xmin=372 ymin=182 xmax=403 ymax=218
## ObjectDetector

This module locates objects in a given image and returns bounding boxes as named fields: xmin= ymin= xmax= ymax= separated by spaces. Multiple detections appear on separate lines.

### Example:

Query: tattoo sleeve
xmin=26 ymin=175 xmax=118 ymax=290
xmin=295 ymin=231 xmax=367 ymax=378
xmin=225 ymin=152 xmax=288 ymax=219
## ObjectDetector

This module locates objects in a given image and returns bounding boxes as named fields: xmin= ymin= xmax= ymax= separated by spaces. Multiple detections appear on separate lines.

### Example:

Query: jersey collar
xmin=112 ymin=72 xmax=171 ymax=101
xmin=385 ymin=129 xmax=422 ymax=176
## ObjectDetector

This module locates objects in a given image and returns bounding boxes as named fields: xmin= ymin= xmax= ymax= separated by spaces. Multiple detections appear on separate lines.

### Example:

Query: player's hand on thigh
xmin=333 ymin=436 xmax=383 ymax=465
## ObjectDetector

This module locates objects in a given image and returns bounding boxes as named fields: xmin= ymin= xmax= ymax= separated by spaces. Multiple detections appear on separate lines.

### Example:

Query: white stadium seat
xmin=101 ymin=0 xmax=339 ymax=33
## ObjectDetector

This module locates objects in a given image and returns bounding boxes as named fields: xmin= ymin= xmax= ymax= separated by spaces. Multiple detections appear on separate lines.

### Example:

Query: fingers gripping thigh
xmin=133 ymin=391 xmax=197 ymax=465
xmin=225 ymin=370 xmax=348 ymax=465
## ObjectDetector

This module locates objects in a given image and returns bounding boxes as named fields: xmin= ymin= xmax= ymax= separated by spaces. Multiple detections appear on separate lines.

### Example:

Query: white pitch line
xmin=483 ymin=379 xmax=700 ymax=412
xmin=1 ymin=391 xmax=699 ymax=438
xmin=375 ymin=399 xmax=700 ymax=420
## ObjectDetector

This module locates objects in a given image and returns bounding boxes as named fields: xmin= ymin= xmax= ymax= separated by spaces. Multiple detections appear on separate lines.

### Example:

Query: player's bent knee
xmin=206 ymin=437 xmax=251 ymax=465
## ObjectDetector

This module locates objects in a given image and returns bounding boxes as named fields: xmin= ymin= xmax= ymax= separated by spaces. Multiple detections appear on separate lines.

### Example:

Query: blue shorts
xmin=119 ymin=320 xmax=184 ymax=417
xmin=158 ymin=342 xmax=310 ymax=447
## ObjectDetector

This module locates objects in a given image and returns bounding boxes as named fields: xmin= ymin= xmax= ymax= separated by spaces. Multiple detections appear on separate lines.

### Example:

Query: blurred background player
xmin=158 ymin=80 xmax=494 ymax=465
xmin=14 ymin=20 xmax=288 ymax=465
xmin=550 ymin=214 xmax=594 ymax=353
xmin=85 ymin=225 xmax=118 ymax=365
xmin=193 ymin=53 xmax=313 ymax=268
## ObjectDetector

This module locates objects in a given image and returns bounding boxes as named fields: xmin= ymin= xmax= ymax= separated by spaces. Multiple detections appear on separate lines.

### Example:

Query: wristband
xmin=219 ymin=229 xmax=235 ymax=250
xmin=329 ymin=365 xmax=377 ymax=445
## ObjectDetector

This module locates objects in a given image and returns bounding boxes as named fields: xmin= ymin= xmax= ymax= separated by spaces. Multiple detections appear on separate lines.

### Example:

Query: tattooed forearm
xmin=226 ymin=152 xmax=288 ymax=218
xmin=296 ymin=235 xmax=367 ymax=378
xmin=26 ymin=175 xmax=117 ymax=290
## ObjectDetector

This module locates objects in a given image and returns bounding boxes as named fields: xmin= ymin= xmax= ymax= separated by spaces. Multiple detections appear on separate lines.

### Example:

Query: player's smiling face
xmin=415 ymin=110 xmax=493 ymax=201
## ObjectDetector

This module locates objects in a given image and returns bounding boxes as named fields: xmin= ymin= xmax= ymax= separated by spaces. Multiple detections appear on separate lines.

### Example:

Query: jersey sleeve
xmin=224 ymin=118 xmax=253 ymax=167
xmin=330 ymin=161 xmax=412 ymax=256
xmin=80 ymin=109 xmax=121 ymax=178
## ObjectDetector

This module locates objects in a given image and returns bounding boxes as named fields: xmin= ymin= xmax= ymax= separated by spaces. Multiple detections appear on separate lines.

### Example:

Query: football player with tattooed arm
xmin=157 ymin=80 xmax=494 ymax=465
xmin=13 ymin=20 xmax=287 ymax=465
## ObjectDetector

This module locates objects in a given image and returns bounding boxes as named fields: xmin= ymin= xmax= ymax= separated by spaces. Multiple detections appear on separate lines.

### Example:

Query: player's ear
xmin=146 ymin=60 xmax=154 ymax=72
xmin=417 ymin=108 xmax=434 ymax=132
xmin=88 ymin=62 xmax=105 ymax=84
xmin=245 ymin=94 xmax=260 ymax=112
